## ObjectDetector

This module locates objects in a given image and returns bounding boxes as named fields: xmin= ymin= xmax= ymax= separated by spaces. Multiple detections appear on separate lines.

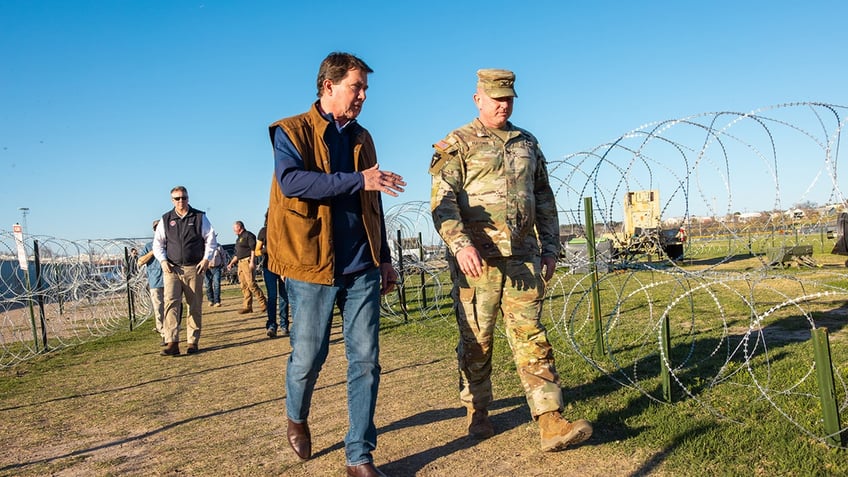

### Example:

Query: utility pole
xmin=19 ymin=207 xmax=29 ymax=236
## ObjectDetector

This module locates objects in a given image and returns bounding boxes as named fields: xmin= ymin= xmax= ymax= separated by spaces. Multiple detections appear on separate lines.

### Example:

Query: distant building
xmin=785 ymin=209 xmax=806 ymax=219
xmin=737 ymin=212 xmax=763 ymax=222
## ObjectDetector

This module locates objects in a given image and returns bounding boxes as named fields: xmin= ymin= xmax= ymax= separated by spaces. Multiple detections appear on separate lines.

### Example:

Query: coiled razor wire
xmin=0 ymin=236 xmax=149 ymax=366
xmin=546 ymin=101 xmax=848 ymax=447
xmin=2 ymin=102 xmax=848 ymax=446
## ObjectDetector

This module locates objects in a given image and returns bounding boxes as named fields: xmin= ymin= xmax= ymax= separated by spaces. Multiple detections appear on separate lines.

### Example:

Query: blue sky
xmin=1 ymin=0 xmax=846 ymax=242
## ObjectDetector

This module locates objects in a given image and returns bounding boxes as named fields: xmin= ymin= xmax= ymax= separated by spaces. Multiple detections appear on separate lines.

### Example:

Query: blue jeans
xmin=285 ymin=267 xmax=382 ymax=466
xmin=262 ymin=267 xmax=289 ymax=331
xmin=204 ymin=266 xmax=222 ymax=304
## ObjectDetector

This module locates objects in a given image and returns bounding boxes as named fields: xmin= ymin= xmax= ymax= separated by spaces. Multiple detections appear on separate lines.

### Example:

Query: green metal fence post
xmin=583 ymin=197 xmax=605 ymax=356
xmin=396 ymin=230 xmax=408 ymax=322
xmin=124 ymin=247 xmax=135 ymax=331
xmin=661 ymin=314 xmax=672 ymax=403
xmin=811 ymin=327 xmax=843 ymax=446
xmin=33 ymin=240 xmax=48 ymax=350
xmin=418 ymin=232 xmax=427 ymax=309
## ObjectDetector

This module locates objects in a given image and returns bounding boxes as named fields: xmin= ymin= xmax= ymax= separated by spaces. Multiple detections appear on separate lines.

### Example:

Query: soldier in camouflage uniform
xmin=430 ymin=68 xmax=592 ymax=452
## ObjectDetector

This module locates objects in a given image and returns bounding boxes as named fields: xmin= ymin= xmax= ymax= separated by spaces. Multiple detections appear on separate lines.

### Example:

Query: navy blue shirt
xmin=272 ymin=112 xmax=390 ymax=276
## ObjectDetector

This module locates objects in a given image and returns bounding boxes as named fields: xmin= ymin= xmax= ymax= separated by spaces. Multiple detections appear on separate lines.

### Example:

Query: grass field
xmin=1 ymin=260 xmax=847 ymax=476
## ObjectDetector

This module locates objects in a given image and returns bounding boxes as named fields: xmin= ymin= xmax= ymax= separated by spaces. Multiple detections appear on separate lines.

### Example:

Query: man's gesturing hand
xmin=362 ymin=163 xmax=406 ymax=197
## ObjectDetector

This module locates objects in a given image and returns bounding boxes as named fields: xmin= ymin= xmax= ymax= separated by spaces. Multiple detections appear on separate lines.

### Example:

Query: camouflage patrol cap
xmin=476 ymin=68 xmax=517 ymax=98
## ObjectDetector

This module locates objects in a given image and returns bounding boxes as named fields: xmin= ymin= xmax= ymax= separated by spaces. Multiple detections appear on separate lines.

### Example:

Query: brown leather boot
xmin=538 ymin=411 xmax=592 ymax=452
xmin=160 ymin=342 xmax=180 ymax=356
xmin=346 ymin=462 xmax=388 ymax=477
xmin=286 ymin=418 xmax=312 ymax=460
xmin=466 ymin=407 xmax=494 ymax=439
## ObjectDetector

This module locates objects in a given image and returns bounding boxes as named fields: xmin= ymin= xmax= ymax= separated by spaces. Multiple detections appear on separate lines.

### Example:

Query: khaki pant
xmin=163 ymin=263 xmax=203 ymax=345
xmin=450 ymin=255 xmax=564 ymax=418
xmin=237 ymin=258 xmax=266 ymax=310
xmin=150 ymin=286 xmax=165 ymax=339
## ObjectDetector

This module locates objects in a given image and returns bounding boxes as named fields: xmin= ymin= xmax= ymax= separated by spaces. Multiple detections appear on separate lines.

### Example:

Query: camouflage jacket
xmin=430 ymin=118 xmax=560 ymax=259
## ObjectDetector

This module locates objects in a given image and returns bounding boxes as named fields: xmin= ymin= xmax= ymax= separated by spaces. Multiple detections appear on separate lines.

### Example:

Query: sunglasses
xmin=172 ymin=196 xmax=188 ymax=201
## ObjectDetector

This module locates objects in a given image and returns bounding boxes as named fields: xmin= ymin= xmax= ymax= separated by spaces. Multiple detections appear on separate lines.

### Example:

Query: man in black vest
xmin=226 ymin=220 xmax=267 ymax=314
xmin=153 ymin=185 xmax=218 ymax=356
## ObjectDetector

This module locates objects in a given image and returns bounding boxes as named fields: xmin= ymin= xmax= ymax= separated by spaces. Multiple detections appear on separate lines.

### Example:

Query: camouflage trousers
xmin=449 ymin=255 xmax=564 ymax=418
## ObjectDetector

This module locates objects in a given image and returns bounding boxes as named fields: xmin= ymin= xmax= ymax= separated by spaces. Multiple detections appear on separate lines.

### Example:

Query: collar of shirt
xmin=173 ymin=208 xmax=189 ymax=218
xmin=317 ymin=103 xmax=357 ymax=132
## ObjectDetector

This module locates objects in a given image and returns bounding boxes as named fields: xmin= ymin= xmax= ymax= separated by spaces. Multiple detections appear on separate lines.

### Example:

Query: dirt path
xmin=0 ymin=286 xmax=663 ymax=476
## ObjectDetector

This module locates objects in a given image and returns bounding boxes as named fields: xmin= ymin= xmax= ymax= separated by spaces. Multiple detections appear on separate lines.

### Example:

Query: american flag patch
xmin=434 ymin=140 xmax=450 ymax=151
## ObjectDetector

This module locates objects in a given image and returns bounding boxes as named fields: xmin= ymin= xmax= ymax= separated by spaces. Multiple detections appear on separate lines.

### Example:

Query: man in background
xmin=153 ymin=186 xmax=217 ymax=356
xmin=256 ymin=210 xmax=289 ymax=338
xmin=205 ymin=241 xmax=228 ymax=307
xmin=138 ymin=220 xmax=165 ymax=346
xmin=227 ymin=220 xmax=267 ymax=314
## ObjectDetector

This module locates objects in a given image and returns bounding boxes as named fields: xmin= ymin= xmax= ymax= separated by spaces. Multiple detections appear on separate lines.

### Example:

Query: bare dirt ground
xmin=0 ymin=285 xmax=665 ymax=477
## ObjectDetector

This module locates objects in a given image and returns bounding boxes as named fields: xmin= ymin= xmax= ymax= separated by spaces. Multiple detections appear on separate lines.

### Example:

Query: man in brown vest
xmin=266 ymin=52 xmax=405 ymax=477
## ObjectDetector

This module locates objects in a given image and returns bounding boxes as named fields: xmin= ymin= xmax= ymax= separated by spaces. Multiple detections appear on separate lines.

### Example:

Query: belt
xmin=171 ymin=261 xmax=199 ymax=267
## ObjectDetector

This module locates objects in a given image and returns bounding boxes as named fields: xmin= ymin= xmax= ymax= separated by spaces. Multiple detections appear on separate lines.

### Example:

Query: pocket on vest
xmin=284 ymin=214 xmax=321 ymax=266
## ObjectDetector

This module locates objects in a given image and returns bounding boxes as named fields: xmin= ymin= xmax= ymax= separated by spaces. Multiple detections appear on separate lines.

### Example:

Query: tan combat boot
xmin=466 ymin=407 xmax=494 ymax=439
xmin=538 ymin=411 xmax=592 ymax=452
